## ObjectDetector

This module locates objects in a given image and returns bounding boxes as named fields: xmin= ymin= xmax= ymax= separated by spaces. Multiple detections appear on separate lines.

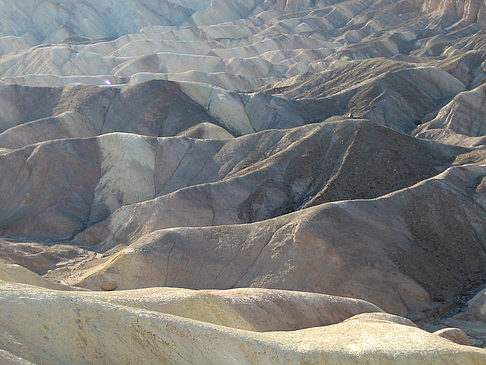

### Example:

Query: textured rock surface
xmin=415 ymin=84 xmax=486 ymax=146
xmin=423 ymin=287 xmax=486 ymax=347
xmin=468 ymin=288 xmax=486 ymax=322
xmin=1 ymin=0 xmax=486 ymax=362
xmin=434 ymin=328 xmax=473 ymax=346
xmin=0 ymin=264 xmax=76 ymax=291
xmin=0 ymin=0 xmax=484 ymax=92
xmin=0 ymin=281 xmax=485 ymax=365
xmin=42 ymin=286 xmax=385 ymax=332
xmin=0 ymin=119 xmax=466 ymax=241
xmin=63 ymin=164 xmax=486 ymax=318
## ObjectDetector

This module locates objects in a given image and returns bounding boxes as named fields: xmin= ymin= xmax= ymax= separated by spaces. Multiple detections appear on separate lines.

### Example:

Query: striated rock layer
xmin=0 ymin=279 xmax=485 ymax=365
xmin=1 ymin=0 xmax=486 ymax=363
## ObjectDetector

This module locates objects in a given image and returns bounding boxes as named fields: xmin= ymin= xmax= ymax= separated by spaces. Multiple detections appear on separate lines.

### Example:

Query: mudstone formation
xmin=0 ymin=0 xmax=486 ymax=363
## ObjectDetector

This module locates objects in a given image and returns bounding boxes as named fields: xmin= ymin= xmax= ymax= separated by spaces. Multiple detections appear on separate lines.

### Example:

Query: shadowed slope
xmin=63 ymin=165 xmax=486 ymax=317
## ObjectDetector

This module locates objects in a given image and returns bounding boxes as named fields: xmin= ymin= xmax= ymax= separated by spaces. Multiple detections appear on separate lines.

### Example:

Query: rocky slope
xmin=3 ymin=279 xmax=486 ymax=364
xmin=1 ymin=0 xmax=486 ymax=363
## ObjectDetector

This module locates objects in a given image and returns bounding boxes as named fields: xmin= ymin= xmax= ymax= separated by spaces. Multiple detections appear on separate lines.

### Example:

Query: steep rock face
xmin=422 ymin=0 xmax=486 ymax=22
xmin=415 ymin=84 xmax=486 ymax=142
xmin=262 ymin=62 xmax=466 ymax=133
xmin=435 ymin=51 xmax=486 ymax=89
xmin=0 ymin=0 xmax=213 ymax=44
xmin=468 ymin=289 xmax=486 ymax=322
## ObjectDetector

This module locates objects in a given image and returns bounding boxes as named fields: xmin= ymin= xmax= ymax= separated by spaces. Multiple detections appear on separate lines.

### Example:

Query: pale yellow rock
xmin=92 ymin=133 xmax=156 ymax=220
xmin=208 ymin=89 xmax=255 ymax=134
xmin=71 ymin=287 xmax=383 ymax=331
xmin=0 ymin=348 xmax=34 ymax=365
xmin=167 ymin=81 xmax=256 ymax=134
xmin=0 ymin=264 xmax=73 ymax=291
xmin=0 ymin=282 xmax=485 ymax=364
xmin=0 ymin=1 xmax=486 ymax=363
xmin=178 ymin=122 xmax=235 ymax=140
xmin=179 ymin=80 xmax=213 ymax=107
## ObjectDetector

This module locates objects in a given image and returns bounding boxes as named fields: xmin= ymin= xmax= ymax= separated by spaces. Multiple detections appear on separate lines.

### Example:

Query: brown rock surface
xmin=1 ymin=0 xmax=486 ymax=362
xmin=63 ymin=164 xmax=486 ymax=318
xmin=434 ymin=328 xmax=473 ymax=346
xmin=0 ymin=120 xmax=464 ymax=241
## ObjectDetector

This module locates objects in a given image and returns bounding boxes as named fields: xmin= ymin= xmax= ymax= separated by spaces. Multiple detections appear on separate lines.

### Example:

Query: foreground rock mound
xmin=0 ymin=281 xmax=485 ymax=365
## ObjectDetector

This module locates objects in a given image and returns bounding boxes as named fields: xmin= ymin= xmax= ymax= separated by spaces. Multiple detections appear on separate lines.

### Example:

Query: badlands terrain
xmin=0 ymin=0 xmax=486 ymax=363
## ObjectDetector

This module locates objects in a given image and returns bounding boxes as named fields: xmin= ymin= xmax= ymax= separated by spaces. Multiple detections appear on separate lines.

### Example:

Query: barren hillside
xmin=0 ymin=0 xmax=486 ymax=364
